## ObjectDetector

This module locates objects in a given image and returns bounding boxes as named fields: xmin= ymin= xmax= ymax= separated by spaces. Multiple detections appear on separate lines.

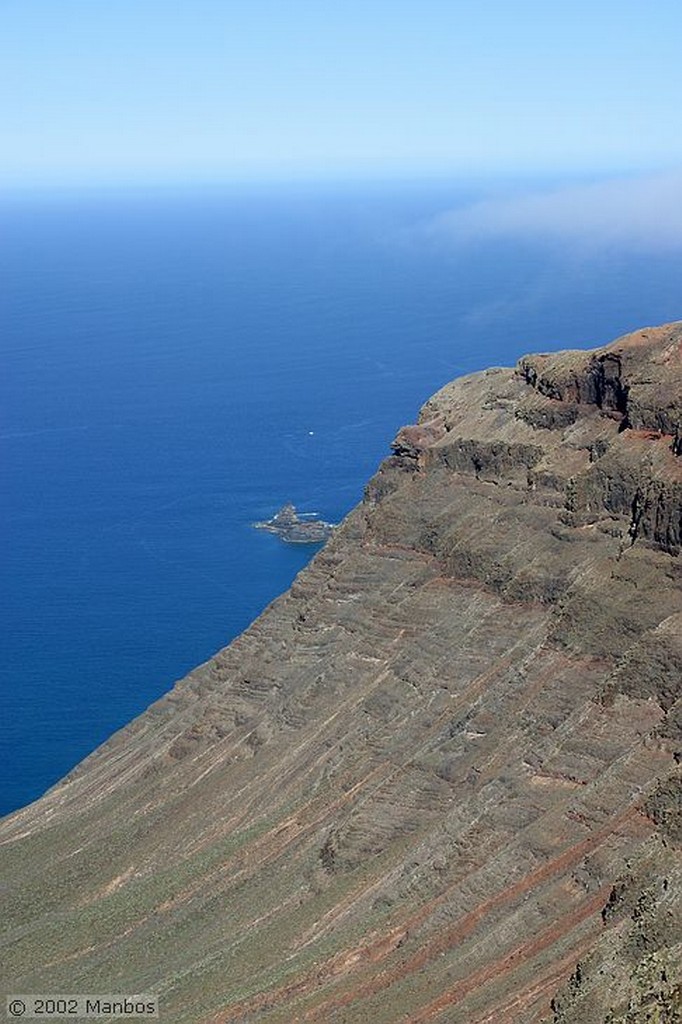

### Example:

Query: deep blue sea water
xmin=2 ymin=180 xmax=681 ymax=816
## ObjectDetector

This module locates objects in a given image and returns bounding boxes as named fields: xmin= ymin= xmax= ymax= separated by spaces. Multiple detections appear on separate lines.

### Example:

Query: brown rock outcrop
xmin=0 ymin=323 xmax=680 ymax=1023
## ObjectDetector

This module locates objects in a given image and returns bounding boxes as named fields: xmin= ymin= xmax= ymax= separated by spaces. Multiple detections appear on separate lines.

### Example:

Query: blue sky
xmin=2 ymin=0 xmax=682 ymax=187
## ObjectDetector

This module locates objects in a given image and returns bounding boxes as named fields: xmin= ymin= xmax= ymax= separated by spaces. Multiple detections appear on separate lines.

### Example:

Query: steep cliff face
xmin=1 ymin=324 xmax=680 ymax=1024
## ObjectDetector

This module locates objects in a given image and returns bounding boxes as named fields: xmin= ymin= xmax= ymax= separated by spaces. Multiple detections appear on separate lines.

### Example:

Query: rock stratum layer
xmin=1 ymin=323 xmax=681 ymax=1023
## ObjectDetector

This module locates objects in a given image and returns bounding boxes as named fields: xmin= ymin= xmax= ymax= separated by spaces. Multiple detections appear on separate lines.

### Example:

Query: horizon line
xmin=1 ymin=164 xmax=678 ymax=198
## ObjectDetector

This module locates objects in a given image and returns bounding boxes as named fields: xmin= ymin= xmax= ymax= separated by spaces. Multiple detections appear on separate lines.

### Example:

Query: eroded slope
xmin=1 ymin=323 xmax=680 ymax=1023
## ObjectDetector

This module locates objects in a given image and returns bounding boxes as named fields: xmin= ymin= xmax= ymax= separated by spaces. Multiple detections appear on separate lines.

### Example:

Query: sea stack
xmin=254 ymin=503 xmax=335 ymax=543
xmin=1 ymin=323 xmax=680 ymax=1023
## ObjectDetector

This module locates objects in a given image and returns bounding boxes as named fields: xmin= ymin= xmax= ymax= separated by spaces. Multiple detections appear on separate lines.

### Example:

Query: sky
xmin=1 ymin=0 xmax=682 ymax=188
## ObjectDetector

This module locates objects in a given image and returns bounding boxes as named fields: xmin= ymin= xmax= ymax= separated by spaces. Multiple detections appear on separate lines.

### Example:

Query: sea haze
xmin=1 ymin=179 xmax=681 ymax=816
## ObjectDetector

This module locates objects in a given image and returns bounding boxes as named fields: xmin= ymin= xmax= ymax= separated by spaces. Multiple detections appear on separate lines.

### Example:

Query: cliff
xmin=1 ymin=323 xmax=680 ymax=1023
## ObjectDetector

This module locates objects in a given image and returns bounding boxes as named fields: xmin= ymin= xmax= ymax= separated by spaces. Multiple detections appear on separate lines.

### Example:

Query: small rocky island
xmin=253 ymin=503 xmax=335 ymax=543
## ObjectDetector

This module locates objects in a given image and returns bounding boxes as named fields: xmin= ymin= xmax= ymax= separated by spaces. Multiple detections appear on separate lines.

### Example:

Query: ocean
xmin=1 ymin=179 xmax=680 ymax=816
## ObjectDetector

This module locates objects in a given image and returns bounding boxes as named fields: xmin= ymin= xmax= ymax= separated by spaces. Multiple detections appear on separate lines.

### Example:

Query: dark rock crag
xmin=254 ymin=503 xmax=335 ymax=544
xmin=1 ymin=323 xmax=680 ymax=1023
